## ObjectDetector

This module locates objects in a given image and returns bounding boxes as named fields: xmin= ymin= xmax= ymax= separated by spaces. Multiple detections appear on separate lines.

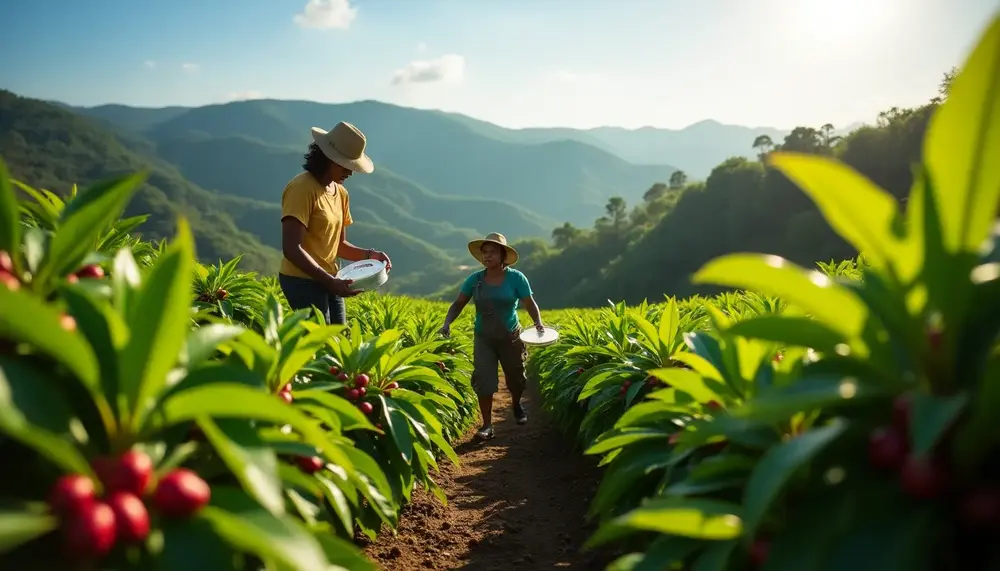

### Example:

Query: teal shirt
xmin=460 ymin=268 xmax=533 ymax=334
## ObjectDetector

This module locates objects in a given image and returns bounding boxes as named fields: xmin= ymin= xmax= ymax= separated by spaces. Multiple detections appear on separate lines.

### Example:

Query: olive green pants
xmin=471 ymin=333 xmax=528 ymax=397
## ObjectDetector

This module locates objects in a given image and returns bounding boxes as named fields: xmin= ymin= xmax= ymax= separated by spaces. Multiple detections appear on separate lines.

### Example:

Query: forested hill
xmin=505 ymin=96 xmax=944 ymax=308
xmin=0 ymin=89 xmax=283 ymax=273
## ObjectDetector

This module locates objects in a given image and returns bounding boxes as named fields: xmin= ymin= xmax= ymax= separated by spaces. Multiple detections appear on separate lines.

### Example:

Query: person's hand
xmin=535 ymin=321 xmax=545 ymax=334
xmin=371 ymin=250 xmax=392 ymax=272
xmin=438 ymin=324 xmax=451 ymax=338
xmin=326 ymin=277 xmax=361 ymax=297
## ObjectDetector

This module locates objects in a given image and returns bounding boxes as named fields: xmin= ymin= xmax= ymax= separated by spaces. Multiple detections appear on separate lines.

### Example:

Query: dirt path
xmin=361 ymin=384 xmax=617 ymax=570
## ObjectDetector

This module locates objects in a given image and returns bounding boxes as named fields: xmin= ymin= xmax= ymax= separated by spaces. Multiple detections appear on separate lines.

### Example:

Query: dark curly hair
xmin=302 ymin=143 xmax=333 ymax=181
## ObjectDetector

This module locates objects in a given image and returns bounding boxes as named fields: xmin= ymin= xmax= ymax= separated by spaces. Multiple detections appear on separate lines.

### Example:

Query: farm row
xmin=0 ymin=167 xmax=485 ymax=569
xmin=527 ymin=19 xmax=1000 ymax=571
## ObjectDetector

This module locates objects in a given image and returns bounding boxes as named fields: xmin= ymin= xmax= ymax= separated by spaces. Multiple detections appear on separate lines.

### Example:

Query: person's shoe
xmin=513 ymin=402 xmax=528 ymax=425
xmin=475 ymin=425 xmax=495 ymax=440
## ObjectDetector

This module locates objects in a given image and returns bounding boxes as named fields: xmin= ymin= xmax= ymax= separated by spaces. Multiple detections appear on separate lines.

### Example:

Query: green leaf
xmin=0 ymin=364 xmax=94 ymax=476
xmin=691 ymin=540 xmax=737 ymax=571
xmin=0 ymin=160 xmax=20 ymax=266
xmin=0 ymin=511 xmax=59 ymax=552
xmin=909 ymin=392 xmax=968 ymax=456
xmin=381 ymin=398 xmax=414 ymax=463
xmin=198 ymin=417 xmax=285 ymax=517
xmin=149 ymin=384 xmax=354 ymax=472
xmin=691 ymin=253 xmax=868 ymax=339
xmin=158 ymin=517 xmax=238 ymax=571
xmin=312 ymin=528 xmax=378 ymax=571
xmin=0 ymin=287 xmax=100 ymax=393
xmin=183 ymin=324 xmax=246 ymax=370
xmin=585 ymin=497 xmax=743 ymax=548
xmin=198 ymin=486 xmax=331 ymax=571
xmin=36 ymin=172 xmax=145 ymax=286
xmin=647 ymin=368 xmax=725 ymax=403
xmin=767 ymin=153 xmax=906 ymax=274
xmin=633 ymin=536 xmax=701 ymax=571
xmin=124 ymin=218 xmax=196 ymax=427
xmin=741 ymin=420 xmax=847 ymax=539
xmin=293 ymin=389 xmax=372 ymax=431
xmin=735 ymin=374 xmax=890 ymax=423
xmin=585 ymin=427 xmax=672 ymax=456
xmin=923 ymin=15 xmax=1000 ymax=253
xmin=725 ymin=315 xmax=849 ymax=353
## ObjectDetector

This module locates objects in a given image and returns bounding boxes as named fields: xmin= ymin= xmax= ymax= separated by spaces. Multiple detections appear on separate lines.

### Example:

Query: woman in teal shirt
xmin=439 ymin=232 xmax=546 ymax=441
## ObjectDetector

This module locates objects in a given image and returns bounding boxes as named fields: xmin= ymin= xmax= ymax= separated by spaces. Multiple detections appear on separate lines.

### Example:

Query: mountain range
xmin=2 ymin=88 xmax=843 ymax=294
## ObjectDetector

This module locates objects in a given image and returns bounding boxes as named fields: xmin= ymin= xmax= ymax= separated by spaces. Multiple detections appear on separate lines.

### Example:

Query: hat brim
xmin=311 ymin=127 xmax=375 ymax=174
xmin=468 ymin=239 xmax=518 ymax=266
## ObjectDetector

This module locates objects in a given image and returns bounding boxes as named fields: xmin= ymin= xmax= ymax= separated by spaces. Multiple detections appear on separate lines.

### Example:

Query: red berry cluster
xmin=328 ymin=366 xmax=391 ymax=416
xmin=0 ymin=250 xmax=19 ymax=291
xmin=868 ymin=394 xmax=1000 ymax=527
xmin=65 ymin=264 xmax=106 ymax=284
xmin=196 ymin=288 xmax=228 ymax=303
xmin=278 ymin=382 xmax=294 ymax=404
xmin=47 ymin=450 xmax=209 ymax=559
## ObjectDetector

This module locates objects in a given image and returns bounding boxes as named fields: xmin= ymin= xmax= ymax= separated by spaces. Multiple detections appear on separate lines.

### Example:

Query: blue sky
xmin=0 ymin=0 xmax=995 ymax=130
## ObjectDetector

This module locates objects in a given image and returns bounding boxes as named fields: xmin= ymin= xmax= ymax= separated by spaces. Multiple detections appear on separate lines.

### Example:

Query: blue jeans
xmin=277 ymin=274 xmax=346 ymax=325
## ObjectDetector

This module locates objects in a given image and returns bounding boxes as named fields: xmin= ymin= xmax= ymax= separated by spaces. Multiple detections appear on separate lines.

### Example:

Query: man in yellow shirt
xmin=278 ymin=121 xmax=392 ymax=325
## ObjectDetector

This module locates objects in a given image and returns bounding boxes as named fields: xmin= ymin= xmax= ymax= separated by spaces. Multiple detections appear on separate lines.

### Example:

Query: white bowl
xmin=336 ymin=259 xmax=389 ymax=292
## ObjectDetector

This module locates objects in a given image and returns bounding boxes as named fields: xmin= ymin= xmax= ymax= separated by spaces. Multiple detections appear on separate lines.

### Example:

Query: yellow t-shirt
xmin=278 ymin=172 xmax=354 ymax=279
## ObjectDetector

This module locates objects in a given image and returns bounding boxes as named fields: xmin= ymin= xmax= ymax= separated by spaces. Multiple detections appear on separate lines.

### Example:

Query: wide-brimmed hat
xmin=310 ymin=122 xmax=375 ymax=174
xmin=468 ymin=232 xmax=519 ymax=266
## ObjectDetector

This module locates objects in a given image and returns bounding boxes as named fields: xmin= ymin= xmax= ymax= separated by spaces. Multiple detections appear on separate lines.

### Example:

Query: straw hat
xmin=310 ymin=122 xmax=375 ymax=174
xmin=468 ymin=232 xmax=519 ymax=266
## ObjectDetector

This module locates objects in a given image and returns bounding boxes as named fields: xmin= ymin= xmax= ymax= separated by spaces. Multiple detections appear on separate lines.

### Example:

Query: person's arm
xmin=521 ymin=295 xmax=543 ymax=328
xmin=281 ymin=218 xmax=336 ymax=284
xmin=443 ymin=293 xmax=472 ymax=329
xmin=440 ymin=275 xmax=477 ymax=334
xmin=515 ymin=271 xmax=544 ymax=329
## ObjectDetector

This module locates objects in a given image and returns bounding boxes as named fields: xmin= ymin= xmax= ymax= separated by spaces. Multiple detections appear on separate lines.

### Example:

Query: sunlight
xmin=790 ymin=0 xmax=891 ymax=46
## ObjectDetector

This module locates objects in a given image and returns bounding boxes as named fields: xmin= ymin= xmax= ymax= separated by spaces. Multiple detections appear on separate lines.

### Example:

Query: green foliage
xmin=531 ymin=15 xmax=1000 ymax=571
xmin=0 ymin=165 xmax=479 ymax=569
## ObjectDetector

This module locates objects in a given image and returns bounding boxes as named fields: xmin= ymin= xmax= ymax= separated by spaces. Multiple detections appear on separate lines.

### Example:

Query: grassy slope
xmin=0 ymin=90 xmax=282 ymax=272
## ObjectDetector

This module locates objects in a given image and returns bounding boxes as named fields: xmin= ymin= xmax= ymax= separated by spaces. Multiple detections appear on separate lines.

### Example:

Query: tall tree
xmin=752 ymin=134 xmax=774 ymax=160
xmin=551 ymin=222 xmax=583 ymax=249
xmin=669 ymin=170 xmax=688 ymax=189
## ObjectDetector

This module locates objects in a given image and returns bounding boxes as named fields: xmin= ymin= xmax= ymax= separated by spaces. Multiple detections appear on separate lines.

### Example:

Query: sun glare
xmin=790 ymin=0 xmax=891 ymax=46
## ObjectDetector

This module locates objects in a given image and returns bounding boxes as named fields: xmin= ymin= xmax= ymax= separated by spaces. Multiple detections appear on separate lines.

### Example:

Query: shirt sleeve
xmin=459 ymin=272 xmax=478 ymax=297
xmin=281 ymin=177 xmax=314 ymax=227
xmin=341 ymin=185 xmax=354 ymax=228
xmin=513 ymin=270 xmax=534 ymax=298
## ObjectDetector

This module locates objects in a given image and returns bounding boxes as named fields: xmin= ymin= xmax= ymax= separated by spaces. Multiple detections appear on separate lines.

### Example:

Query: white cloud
xmin=293 ymin=0 xmax=357 ymax=30
xmin=552 ymin=69 xmax=602 ymax=83
xmin=181 ymin=62 xmax=201 ymax=72
xmin=143 ymin=60 xmax=157 ymax=69
xmin=228 ymin=90 xmax=264 ymax=101
xmin=416 ymin=42 xmax=428 ymax=53
xmin=391 ymin=54 xmax=465 ymax=86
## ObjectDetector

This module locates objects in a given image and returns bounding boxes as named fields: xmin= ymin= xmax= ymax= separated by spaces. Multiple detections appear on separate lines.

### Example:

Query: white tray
xmin=519 ymin=326 xmax=559 ymax=346
xmin=336 ymin=260 xmax=388 ymax=292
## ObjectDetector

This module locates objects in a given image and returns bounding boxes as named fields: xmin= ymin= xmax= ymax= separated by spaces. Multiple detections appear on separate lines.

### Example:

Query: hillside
xmin=73 ymin=99 xmax=679 ymax=228
xmin=512 ymin=103 xmax=938 ymax=308
xmin=151 ymin=134 xmax=552 ymax=246
xmin=0 ymin=90 xmax=281 ymax=273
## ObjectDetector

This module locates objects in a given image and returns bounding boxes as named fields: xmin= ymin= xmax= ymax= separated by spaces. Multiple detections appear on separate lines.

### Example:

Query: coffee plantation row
xmin=529 ymin=18 xmax=1000 ymax=571
xmin=0 ymin=165 xmax=488 ymax=569
xmin=2 ymin=15 xmax=998 ymax=571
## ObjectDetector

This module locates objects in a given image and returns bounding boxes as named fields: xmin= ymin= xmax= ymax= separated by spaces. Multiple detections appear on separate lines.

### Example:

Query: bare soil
xmin=361 ymin=383 xmax=617 ymax=570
